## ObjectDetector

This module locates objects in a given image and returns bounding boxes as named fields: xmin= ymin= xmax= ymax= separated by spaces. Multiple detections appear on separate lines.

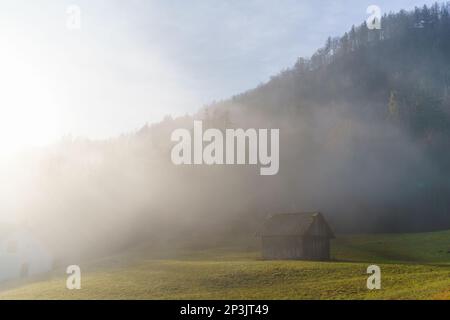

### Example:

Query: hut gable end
xmin=305 ymin=214 xmax=335 ymax=238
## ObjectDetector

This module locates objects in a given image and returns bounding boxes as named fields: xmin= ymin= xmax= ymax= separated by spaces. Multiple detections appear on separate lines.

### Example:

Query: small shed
xmin=260 ymin=212 xmax=335 ymax=260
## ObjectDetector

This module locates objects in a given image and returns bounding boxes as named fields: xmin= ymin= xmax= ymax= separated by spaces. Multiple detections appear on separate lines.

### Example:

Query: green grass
xmin=332 ymin=230 xmax=450 ymax=264
xmin=0 ymin=230 xmax=449 ymax=300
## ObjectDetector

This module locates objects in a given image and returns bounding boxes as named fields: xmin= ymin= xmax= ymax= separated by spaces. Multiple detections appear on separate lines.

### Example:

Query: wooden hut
xmin=260 ymin=212 xmax=335 ymax=260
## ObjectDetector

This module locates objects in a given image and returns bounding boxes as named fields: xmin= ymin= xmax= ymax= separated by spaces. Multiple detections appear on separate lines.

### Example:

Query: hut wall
xmin=262 ymin=236 xmax=330 ymax=260
xmin=308 ymin=218 xmax=331 ymax=237
xmin=262 ymin=236 xmax=304 ymax=259
xmin=303 ymin=237 xmax=330 ymax=260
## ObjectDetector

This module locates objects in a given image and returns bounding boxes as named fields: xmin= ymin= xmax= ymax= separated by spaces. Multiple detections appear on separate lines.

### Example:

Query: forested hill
xmin=224 ymin=2 xmax=450 ymax=142
xmin=204 ymin=3 xmax=450 ymax=231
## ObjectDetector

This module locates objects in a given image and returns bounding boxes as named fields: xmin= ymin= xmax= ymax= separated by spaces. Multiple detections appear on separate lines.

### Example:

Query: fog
xmin=1 ymin=2 xmax=449 ymax=265
xmin=0 ymin=94 xmax=445 ymax=264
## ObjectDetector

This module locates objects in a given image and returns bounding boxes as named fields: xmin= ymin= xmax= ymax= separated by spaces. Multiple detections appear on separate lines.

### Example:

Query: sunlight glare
xmin=0 ymin=47 xmax=61 ymax=155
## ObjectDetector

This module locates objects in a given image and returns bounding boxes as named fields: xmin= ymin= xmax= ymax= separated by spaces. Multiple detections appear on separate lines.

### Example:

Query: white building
xmin=0 ymin=228 xmax=53 ymax=282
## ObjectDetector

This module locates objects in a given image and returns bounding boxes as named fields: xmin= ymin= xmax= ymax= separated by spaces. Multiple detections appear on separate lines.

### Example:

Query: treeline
xmin=295 ymin=2 xmax=450 ymax=72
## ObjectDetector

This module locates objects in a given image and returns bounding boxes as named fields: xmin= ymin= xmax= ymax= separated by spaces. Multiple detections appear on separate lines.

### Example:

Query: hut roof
xmin=260 ymin=212 xmax=335 ymax=238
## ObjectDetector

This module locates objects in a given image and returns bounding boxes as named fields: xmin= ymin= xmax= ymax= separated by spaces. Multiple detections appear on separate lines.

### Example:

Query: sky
xmin=0 ymin=0 xmax=437 ymax=151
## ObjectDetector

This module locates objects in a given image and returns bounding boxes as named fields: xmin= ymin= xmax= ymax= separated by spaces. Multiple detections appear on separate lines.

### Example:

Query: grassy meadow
xmin=0 ymin=230 xmax=449 ymax=300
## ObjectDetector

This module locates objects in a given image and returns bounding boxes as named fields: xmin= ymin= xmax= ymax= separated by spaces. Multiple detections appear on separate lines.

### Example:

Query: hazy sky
xmin=0 ymin=0 xmax=436 ymax=150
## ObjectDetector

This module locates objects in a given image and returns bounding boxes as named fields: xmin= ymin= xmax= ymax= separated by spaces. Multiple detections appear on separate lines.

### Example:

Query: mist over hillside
xmin=2 ymin=3 xmax=450 ymax=262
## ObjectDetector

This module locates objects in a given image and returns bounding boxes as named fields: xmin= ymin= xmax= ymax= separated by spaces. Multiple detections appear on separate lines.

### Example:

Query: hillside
xmin=4 ymin=4 xmax=450 ymax=263
xmin=0 ymin=230 xmax=449 ymax=300
xmin=212 ymin=3 xmax=450 ymax=232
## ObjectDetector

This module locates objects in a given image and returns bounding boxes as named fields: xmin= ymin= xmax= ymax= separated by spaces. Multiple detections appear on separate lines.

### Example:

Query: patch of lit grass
xmin=1 ymin=230 xmax=449 ymax=300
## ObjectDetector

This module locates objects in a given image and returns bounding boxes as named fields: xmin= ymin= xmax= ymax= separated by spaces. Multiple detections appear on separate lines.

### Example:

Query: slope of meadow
xmin=0 ymin=231 xmax=449 ymax=300
xmin=332 ymin=230 xmax=450 ymax=264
